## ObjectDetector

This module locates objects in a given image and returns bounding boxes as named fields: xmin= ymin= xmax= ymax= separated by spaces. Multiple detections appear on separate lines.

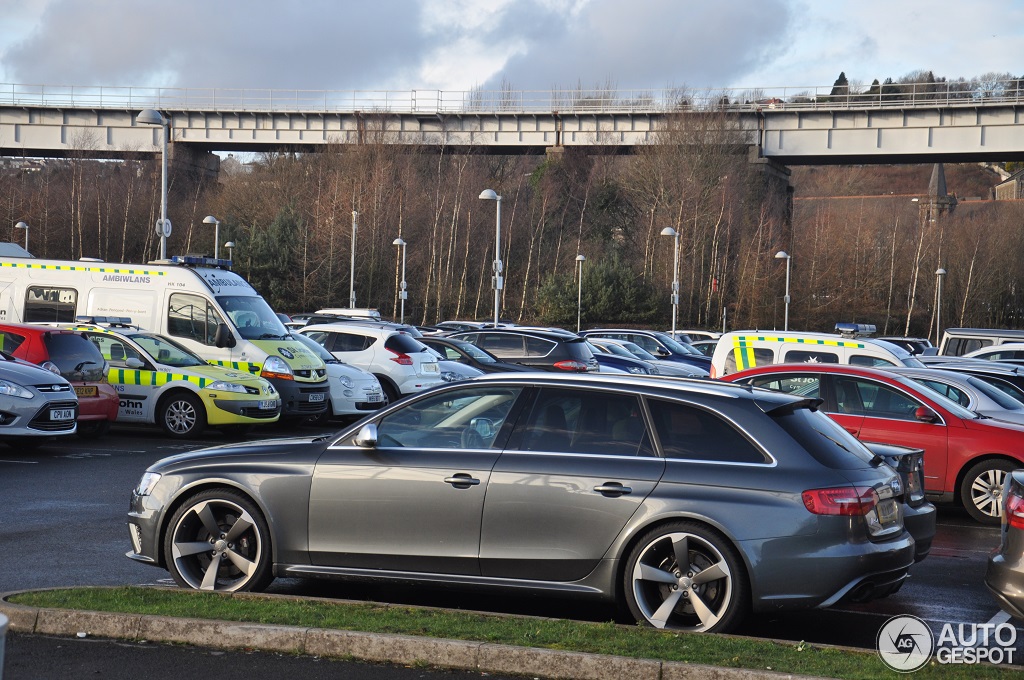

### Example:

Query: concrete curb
xmin=0 ymin=591 xmax=829 ymax=680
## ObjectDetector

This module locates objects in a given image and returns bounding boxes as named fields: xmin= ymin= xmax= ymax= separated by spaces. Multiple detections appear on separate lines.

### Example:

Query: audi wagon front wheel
xmin=623 ymin=521 xmax=748 ymax=633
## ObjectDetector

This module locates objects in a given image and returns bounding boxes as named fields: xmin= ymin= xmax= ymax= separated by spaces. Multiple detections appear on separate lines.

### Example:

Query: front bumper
xmin=903 ymin=501 xmax=937 ymax=562
xmin=986 ymin=554 xmax=1024 ymax=620
xmin=209 ymin=394 xmax=282 ymax=424
xmin=273 ymin=378 xmax=329 ymax=417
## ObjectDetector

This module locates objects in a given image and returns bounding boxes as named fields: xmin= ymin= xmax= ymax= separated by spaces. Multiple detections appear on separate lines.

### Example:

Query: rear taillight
xmin=387 ymin=348 xmax=413 ymax=366
xmin=710 ymin=364 xmax=718 ymax=379
xmin=905 ymin=456 xmax=925 ymax=504
xmin=1006 ymin=490 xmax=1024 ymax=530
xmin=802 ymin=486 xmax=878 ymax=516
xmin=553 ymin=360 xmax=588 ymax=372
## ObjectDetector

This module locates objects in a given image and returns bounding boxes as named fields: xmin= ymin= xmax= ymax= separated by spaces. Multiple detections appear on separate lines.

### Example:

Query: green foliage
xmin=536 ymin=255 xmax=660 ymax=327
xmin=237 ymin=203 xmax=302 ymax=310
xmin=830 ymin=72 xmax=849 ymax=96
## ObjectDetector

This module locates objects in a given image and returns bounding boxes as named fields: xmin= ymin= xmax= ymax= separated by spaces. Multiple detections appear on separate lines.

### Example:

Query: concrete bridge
xmin=1 ymin=81 xmax=1023 ymax=166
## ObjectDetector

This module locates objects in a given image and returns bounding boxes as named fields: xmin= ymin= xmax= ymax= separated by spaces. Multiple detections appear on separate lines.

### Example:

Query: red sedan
xmin=722 ymin=363 xmax=1024 ymax=524
xmin=0 ymin=322 xmax=118 ymax=437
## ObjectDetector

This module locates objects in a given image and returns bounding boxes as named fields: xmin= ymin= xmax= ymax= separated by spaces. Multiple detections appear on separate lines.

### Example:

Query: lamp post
xmin=350 ymin=211 xmax=358 ymax=309
xmin=14 ymin=221 xmax=28 ymax=251
xmin=660 ymin=227 xmax=680 ymax=336
xmin=224 ymin=241 xmax=236 ymax=261
xmin=479 ymin=189 xmax=503 ymax=327
xmin=203 ymin=215 xmax=220 ymax=259
xmin=935 ymin=267 xmax=947 ymax=344
xmin=575 ymin=254 xmax=586 ymax=333
xmin=393 ymin=237 xmax=408 ymax=324
xmin=136 ymin=108 xmax=170 ymax=260
xmin=775 ymin=251 xmax=791 ymax=331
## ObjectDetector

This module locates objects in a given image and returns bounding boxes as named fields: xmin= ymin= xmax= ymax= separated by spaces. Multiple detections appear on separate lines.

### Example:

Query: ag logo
xmin=278 ymin=348 xmax=295 ymax=359
xmin=877 ymin=615 xmax=933 ymax=672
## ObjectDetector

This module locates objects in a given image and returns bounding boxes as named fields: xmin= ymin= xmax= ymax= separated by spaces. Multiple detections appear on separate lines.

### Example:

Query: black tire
xmin=623 ymin=521 xmax=749 ymax=633
xmin=308 ymin=400 xmax=334 ymax=426
xmin=164 ymin=488 xmax=273 ymax=592
xmin=76 ymin=420 xmax=111 ymax=438
xmin=960 ymin=458 xmax=1018 ymax=525
xmin=376 ymin=377 xmax=400 ymax=405
xmin=158 ymin=391 xmax=207 ymax=438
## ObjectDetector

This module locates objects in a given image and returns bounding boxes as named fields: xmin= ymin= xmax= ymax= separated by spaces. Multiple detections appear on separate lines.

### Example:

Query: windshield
xmin=901 ymin=356 xmax=926 ymax=368
xmin=653 ymin=333 xmax=691 ymax=355
xmin=623 ymin=342 xmax=658 ymax=361
xmin=967 ymin=376 xmax=1024 ymax=410
xmin=132 ymin=334 xmax=206 ymax=367
xmin=217 ymin=296 xmax=289 ymax=340
xmin=448 ymin=340 xmax=496 ymax=363
xmin=597 ymin=342 xmax=633 ymax=358
xmin=290 ymin=332 xmax=338 ymax=363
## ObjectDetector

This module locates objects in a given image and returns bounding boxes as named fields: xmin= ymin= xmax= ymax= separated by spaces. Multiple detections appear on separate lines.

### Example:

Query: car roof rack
xmin=835 ymin=322 xmax=876 ymax=339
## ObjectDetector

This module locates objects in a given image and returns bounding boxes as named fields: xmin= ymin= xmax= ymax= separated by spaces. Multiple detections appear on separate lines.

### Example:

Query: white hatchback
xmin=301 ymin=324 xmax=444 ymax=403
xmin=291 ymin=332 xmax=386 ymax=421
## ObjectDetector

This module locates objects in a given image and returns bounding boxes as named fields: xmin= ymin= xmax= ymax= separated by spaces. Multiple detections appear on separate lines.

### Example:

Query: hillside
xmin=790 ymin=163 xmax=1004 ymax=200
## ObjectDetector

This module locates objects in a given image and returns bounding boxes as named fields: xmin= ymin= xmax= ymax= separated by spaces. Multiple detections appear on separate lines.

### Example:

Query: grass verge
xmin=7 ymin=586 xmax=1016 ymax=679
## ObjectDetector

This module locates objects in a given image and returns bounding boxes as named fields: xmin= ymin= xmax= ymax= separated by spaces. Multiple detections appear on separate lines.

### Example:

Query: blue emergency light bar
xmin=171 ymin=255 xmax=233 ymax=268
xmin=835 ymin=322 xmax=876 ymax=337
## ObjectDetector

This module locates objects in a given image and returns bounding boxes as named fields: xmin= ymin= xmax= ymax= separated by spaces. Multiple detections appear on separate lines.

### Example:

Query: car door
xmin=826 ymin=375 xmax=950 ymax=491
xmin=307 ymin=385 xmax=524 ymax=575
xmin=479 ymin=386 xmax=665 ymax=581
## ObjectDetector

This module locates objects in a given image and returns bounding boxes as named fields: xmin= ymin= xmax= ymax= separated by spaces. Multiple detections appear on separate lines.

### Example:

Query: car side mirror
xmin=125 ymin=358 xmax=145 ymax=369
xmin=914 ymin=406 xmax=939 ymax=424
xmin=656 ymin=348 xmax=671 ymax=357
xmin=354 ymin=423 xmax=378 ymax=448
xmin=214 ymin=323 xmax=236 ymax=348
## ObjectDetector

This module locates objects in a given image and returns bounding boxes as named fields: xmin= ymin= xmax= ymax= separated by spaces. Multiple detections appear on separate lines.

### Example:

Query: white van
xmin=0 ymin=253 xmax=328 ymax=419
xmin=939 ymin=328 xmax=1024 ymax=356
xmin=710 ymin=324 xmax=924 ymax=378
xmin=316 ymin=307 xmax=382 ymax=321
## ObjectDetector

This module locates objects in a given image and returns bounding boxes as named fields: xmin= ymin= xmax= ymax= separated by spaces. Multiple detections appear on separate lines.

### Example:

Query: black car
xmin=450 ymin=328 xmax=599 ymax=373
xmin=419 ymin=337 xmax=535 ymax=374
xmin=584 ymin=341 xmax=657 ymax=375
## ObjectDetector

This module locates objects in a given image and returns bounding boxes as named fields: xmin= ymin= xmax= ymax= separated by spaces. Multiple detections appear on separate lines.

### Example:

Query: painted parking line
xmin=0 ymin=459 xmax=38 ymax=464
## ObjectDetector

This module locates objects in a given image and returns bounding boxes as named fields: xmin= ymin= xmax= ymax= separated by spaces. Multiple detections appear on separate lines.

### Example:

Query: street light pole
xmin=775 ymin=251 xmax=791 ymax=331
xmin=660 ymin=227 xmax=680 ymax=336
xmin=935 ymin=267 xmax=947 ymax=344
xmin=15 ymin=221 xmax=29 ymax=251
xmin=203 ymin=215 xmax=220 ymax=259
xmin=136 ymin=109 xmax=170 ymax=260
xmin=575 ymin=254 xmax=586 ymax=333
xmin=350 ymin=210 xmax=358 ymax=309
xmin=224 ymin=241 xmax=236 ymax=262
xmin=393 ymin=237 xmax=407 ymax=324
xmin=479 ymin=190 xmax=503 ymax=327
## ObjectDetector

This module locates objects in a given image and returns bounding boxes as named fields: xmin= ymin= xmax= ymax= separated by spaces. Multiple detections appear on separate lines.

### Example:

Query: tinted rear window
xmin=385 ymin=334 xmax=429 ymax=353
xmin=771 ymin=407 xmax=878 ymax=469
xmin=43 ymin=332 xmax=107 ymax=382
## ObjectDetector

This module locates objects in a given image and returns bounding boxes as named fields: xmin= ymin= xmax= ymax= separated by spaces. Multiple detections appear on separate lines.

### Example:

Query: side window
xmin=746 ymin=374 xmax=820 ymax=399
xmin=629 ymin=335 xmax=660 ymax=353
xmin=959 ymin=338 xmax=991 ymax=355
xmin=477 ymin=333 xmax=524 ymax=358
xmin=303 ymin=331 xmax=332 ymax=350
xmin=24 ymin=286 xmax=77 ymax=322
xmin=836 ymin=377 xmax=922 ymax=420
xmin=914 ymin=379 xmax=969 ymax=407
xmin=849 ymin=354 xmax=897 ymax=367
xmin=525 ymin=336 xmax=555 ymax=357
xmin=87 ymin=334 xmax=143 ymax=367
xmin=334 ymin=333 xmax=372 ymax=352
xmin=0 ymin=331 xmax=27 ymax=354
xmin=783 ymin=349 xmax=838 ymax=364
xmin=510 ymin=388 xmax=653 ymax=456
xmin=648 ymin=399 xmax=768 ymax=464
xmin=375 ymin=386 xmax=522 ymax=449
xmin=167 ymin=293 xmax=224 ymax=346
xmin=723 ymin=346 xmax=775 ymax=375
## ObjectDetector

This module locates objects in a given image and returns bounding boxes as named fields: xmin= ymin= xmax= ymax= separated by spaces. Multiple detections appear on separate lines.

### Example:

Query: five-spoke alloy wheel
xmin=165 ymin=489 xmax=273 ymax=592
xmin=624 ymin=521 xmax=748 ymax=633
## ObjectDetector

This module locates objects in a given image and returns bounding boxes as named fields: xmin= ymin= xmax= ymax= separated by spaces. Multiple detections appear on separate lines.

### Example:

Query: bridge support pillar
xmin=169 ymin=143 xmax=220 ymax=183
xmin=747 ymin=146 xmax=793 ymax=238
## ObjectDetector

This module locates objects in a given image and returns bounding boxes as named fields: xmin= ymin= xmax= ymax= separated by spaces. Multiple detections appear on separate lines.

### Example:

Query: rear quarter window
xmin=772 ymin=407 xmax=878 ymax=469
xmin=647 ymin=399 xmax=768 ymax=464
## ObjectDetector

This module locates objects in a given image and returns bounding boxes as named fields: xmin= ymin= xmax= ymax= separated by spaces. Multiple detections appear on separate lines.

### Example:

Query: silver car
xmin=887 ymin=367 xmax=1024 ymax=425
xmin=127 ymin=374 xmax=915 ymax=633
xmin=0 ymin=353 xmax=78 ymax=446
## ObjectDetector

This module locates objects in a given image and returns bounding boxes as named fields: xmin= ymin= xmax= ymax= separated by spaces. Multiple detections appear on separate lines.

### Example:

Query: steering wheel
xmin=461 ymin=428 xmax=486 ymax=449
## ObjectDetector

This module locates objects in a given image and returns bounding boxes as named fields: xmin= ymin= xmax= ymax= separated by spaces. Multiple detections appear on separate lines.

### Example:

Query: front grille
xmin=295 ymin=369 xmax=328 ymax=380
xmin=299 ymin=386 xmax=329 ymax=395
xmin=244 ymin=386 xmax=260 ymax=395
xmin=32 ymin=383 xmax=73 ymax=394
xmin=28 ymin=400 xmax=78 ymax=432
xmin=238 ymin=408 xmax=279 ymax=419
xmin=296 ymin=401 xmax=327 ymax=413
xmin=356 ymin=401 xmax=385 ymax=411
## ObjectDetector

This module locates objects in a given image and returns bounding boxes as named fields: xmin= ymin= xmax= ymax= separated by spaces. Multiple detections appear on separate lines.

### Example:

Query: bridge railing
xmin=2 ymin=80 xmax=1022 ymax=114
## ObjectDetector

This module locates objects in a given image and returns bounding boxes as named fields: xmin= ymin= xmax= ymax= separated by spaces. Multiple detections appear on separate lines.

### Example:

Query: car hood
xmin=963 ymin=415 xmax=1024 ymax=435
xmin=0 ymin=358 xmax=69 ymax=385
xmin=976 ymin=410 xmax=1024 ymax=427
xmin=149 ymin=435 xmax=332 ymax=473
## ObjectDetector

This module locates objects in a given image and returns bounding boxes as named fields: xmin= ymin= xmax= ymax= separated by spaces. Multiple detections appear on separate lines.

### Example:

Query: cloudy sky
xmin=0 ymin=0 xmax=1020 ymax=95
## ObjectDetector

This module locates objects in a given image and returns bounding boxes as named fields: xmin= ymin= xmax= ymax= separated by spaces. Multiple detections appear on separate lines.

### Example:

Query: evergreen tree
xmin=830 ymin=72 xmax=850 ymax=97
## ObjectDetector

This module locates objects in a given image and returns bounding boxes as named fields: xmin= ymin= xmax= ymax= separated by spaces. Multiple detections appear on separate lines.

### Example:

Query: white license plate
xmin=308 ymin=393 xmax=325 ymax=403
xmin=422 ymin=363 xmax=439 ymax=373
xmin=366 ymin=393 xmax=383 ymax=402
xmin=877 ymin=498 xmax=899 ymax=524
xmin=258 ymin=400 xmax=277 ymax=410
xmin=51 ymin=409 xmax=75 ymax=421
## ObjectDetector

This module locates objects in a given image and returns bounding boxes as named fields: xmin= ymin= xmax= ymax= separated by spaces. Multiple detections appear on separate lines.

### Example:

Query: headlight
xmin=440 ymin=371 xmax=462 ymax=382
xmin=207 ymin=380 xmax=249 ymax=393
xmin=340 ymin=376 xmax=354 ymax=389
xmin=135 ymin=472 xmax=162 ymax=496
xmin=627 ymin=366 xmax=646 ymax=374
xmin=261 ymin=356 xmax=294 ymax=380
xmin=0 ymin=379 xmax=33 ymax=399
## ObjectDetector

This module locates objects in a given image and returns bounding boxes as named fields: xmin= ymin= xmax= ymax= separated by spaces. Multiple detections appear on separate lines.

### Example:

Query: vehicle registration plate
xmin=51 ymin=409 xmax=75 ymax=421
xmin=308 ymin=392 xmax=325 ymax=403
xmin=422 ymin=363 xmax=439 ymax=373
xmin=74 ymin=386 xmax=98 ymax=397
xmin=367 ymin=393 xmax=383 ymax=402
xmin=258 ymin=400 xmax=277 ymax=410
xmin=877 ymin=498 xmax=899 ymax=525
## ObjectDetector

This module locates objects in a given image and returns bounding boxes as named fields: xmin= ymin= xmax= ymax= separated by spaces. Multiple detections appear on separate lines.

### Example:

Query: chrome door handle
xmin=444 ymin=473 xmax=480 ymax=488
xmin=594 ymin=483 xmax=632 ymax=496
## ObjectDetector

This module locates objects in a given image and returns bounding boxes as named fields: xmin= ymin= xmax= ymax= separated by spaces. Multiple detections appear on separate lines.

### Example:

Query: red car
xmin=722 ymin=363 xmax=1024 ymax=525
xmin=0 ymin=322 xmax=118 ymax=437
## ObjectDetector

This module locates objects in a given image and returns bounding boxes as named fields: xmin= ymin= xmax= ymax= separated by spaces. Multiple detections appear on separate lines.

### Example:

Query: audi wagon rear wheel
xmin=623 ymin=521 xmax=748 ymax=633
xmin=164 ymin=489 xmax=273 ymax=592
xmin=960 ymin=459 xmax=1017 ymax=525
